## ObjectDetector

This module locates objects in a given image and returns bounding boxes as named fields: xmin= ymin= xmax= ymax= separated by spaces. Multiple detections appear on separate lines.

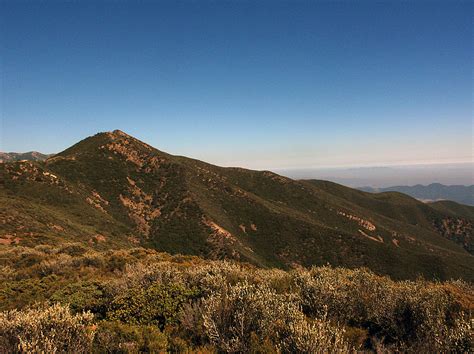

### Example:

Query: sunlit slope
xmin=1 ymin=130 xmax=472 ymax=280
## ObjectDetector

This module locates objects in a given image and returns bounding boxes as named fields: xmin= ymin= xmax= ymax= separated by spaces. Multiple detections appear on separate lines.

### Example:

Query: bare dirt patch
xmin=358 ymin=229 xmax=383 ymax=243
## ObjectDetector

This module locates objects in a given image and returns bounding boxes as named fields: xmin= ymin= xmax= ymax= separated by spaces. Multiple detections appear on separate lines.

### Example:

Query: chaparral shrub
xmin=92 ymin=321 xmax=168 ymax=353
xmin=0 ymin=246 xmax=472 ymax=352
xmin=200 ymin=282 xmax=349 ymax=352
xmin=107 ymin=282 xmax=199 ymax=330
xmin=292 ymin=266 xmax=474 ymax=351
xmin=0 ymin=303 xmax=95 ymax=353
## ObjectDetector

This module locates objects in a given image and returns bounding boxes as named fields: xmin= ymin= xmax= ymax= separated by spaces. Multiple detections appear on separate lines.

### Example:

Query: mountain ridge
xmin=0 ymin=151 xmax=53 ymax=163
xmin=1 ymin=130 xmax=473 ymax=280
xmin=359 ymin=183 xmax=474 ymax=206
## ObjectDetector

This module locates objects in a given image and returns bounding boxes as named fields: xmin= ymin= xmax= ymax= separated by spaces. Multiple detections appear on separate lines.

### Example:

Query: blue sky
xmin=1 ymin=1 xmax=472 ymax=169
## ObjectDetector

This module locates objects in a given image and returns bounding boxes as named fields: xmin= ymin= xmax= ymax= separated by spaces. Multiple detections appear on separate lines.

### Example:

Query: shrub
xmin=278 ymin=314 xmax=350 ymax=353
xmin=293 ymin=266 xmax=473 ymax=351
xmin=445 ymin=313 xmax=473 ymax=352
xmin=105 ymin=252 xmax=128 ymax=272
xmin=106 ymin=262 xmax=185 ymax=297
xmin=0 ymin=265 xmax=15 ymax=281
xmin=107 ymin=283 xmax=199 ymax=330
xmin=93 ymin=321 xmax=168 ymax=353
xmin=80 ymin=252 xmax=106 ymax=268
xmin=0 ymin=303 xmax=95 ymax=353
xmin=50 ymin=281 xmax=107 ymax=316
xmin=179 ymin=300 xmax=207 ymax=345
xmin=0 ymin=247 xmax=472 ymax=352
xmin=57 ymin=243 xmax=89 ymax=257
xmin=36 ymin=253 xmax=74 ymax=276
xmin=200 ymin=282 xmax=349 ymax=352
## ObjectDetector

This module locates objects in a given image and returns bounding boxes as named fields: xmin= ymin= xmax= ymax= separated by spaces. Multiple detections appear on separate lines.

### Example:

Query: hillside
xmin=359 ymin=183 xmax=474 ymax=206
xmin=429 ymin=200 xmax=474 ymax=219
xmin=1 ymin=130 xmax=473 ymax=280
xmin=0 ymin=151 xmax=52 ymax=163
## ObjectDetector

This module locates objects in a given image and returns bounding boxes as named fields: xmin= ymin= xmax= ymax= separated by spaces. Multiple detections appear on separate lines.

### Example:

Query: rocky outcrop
xmin=433 ymin=217 xmax=473 ymax=254
xmin=119 ymin=177 xmax=162 ymax=236
xmin=337 ymin=211 xmax=376 ymax=231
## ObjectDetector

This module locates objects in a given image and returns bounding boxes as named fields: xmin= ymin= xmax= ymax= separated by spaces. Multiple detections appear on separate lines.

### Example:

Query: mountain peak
xmin=105 ymin=130 xmax=152 ymax=150
xmin=111 ymin=129 xmax=132 ymax=138
xmin=50 ymin=130 xmax=156 ymax=160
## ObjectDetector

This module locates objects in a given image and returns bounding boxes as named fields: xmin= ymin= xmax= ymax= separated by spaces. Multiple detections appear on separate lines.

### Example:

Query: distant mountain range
xmin=0 ymin=151 xmax=52 ymax=162
xmin=1 ymin=130 xmax=473 ymax=281
xmin=278 ymin=163 xmax=474 ymax=188
xmin=359 ymin=184 xmax=474 ymax=206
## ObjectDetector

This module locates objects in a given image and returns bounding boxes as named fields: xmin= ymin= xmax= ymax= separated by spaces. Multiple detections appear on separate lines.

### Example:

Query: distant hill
xmin=1 ymin=130 xmax=473 ymax=281
xmin=359 ymin=183 xmax=474 ymax=206
xmin=278 ymin=163 xmax=474 ymax=187
xmin=429 ymin=200 xmax=474 ymax=219
xmin=0 ymin=151 xmax=53 ymax=162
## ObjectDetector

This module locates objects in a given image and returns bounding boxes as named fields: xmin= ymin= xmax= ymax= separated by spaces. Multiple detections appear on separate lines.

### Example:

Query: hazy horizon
xmin=275 ymin=162 xmax=474 ymax=188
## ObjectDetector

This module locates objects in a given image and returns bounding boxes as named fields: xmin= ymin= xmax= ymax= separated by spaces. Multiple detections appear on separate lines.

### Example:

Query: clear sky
xmin=1 ymin=1 xmax=472 ymax=169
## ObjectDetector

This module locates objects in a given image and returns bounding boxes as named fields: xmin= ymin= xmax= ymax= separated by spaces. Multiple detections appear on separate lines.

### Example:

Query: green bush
xmin=107 ymin=283 xmax=199 ymax=330
xmin=50 ymin=281 xmax=107 ymax=316
xmin=93 ymin=321 xmax=168 ymax=353
xmin=58 ymin=243 xmax=89 ymax=257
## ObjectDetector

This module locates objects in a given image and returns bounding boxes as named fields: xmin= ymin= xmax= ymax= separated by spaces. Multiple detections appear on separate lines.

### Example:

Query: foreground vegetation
xmin=0 ymin=244 xmax=472 ymax=352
